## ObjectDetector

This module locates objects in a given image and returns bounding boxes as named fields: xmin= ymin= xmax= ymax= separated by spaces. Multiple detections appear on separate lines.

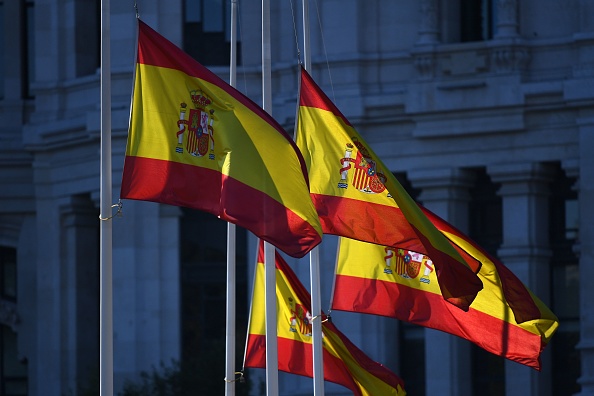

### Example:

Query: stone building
xmin=0 ymin=0 xmax=591 ymax=395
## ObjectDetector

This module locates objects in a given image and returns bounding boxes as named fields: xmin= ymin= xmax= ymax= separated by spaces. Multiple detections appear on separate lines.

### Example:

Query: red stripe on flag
xmin=332 ymin=275 xmax=545 ymax=370
xmin=311 ymin=193 xmax=425 ymax=253
xmin=299 ymin=67 xmax=352 ymax=127
xmin=245 ymin=335 xmax=364 ymax=395
xmin=121 ymin=156 xmax=321 ymax=257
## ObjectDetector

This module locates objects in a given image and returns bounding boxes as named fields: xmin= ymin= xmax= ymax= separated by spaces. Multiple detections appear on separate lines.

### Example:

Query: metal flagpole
xmin=301 ymin=1 xmax=324 ymax=394
xmin=225 ymin=2 xmax=238 ymax=395
xmin=262 ymin=1 xmax=279 ymax=394
xmin=225 ymin=220 xmax=236 ymax=396
xmin=99 ymin=0 xmax=113 ymax=395
xmin=308 ymin=246 xmax=324 ymax=396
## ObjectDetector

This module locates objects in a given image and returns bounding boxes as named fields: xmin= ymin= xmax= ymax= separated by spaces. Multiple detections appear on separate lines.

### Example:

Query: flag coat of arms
xmin=120 ymin=20 xmax=322 ymax=258
xmin=244 ymin=241 xmax=407 ymax=396
xmin=295 ymin=66 xmax=482 ymax=308
xmin=332 ymin=231 xmax=558 ymax=370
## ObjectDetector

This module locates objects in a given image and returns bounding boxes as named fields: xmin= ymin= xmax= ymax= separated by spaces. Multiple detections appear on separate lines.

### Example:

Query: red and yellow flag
xmin=244 ymin=241 xmax=407 ymax=396
xmin=332 ymin=233 xmax=559 ymax=370
xmin=295 ymin=66 xmax=482 ymax=308
xmin=120 ymin=21 xmax=322 ymax=258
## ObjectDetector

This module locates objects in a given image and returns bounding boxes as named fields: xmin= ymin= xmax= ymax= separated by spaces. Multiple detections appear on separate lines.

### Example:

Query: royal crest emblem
xmin=383 ymin=248 xmax=434 ymax=284
xmin=288 ymin=297 xmax=312 ymax=336
xmin=175 ymin=89 xmax=216 ymax=160
xmin=338 ymin=138 xmax=387 ymax=194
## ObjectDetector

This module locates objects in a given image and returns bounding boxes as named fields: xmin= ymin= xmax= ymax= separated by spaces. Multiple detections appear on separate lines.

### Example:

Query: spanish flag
xmin=120 ymin=21 xmax=322 ymax=258
xmin=332 ymin=234 xmax=559 ymax=370
xmin=295 ymin=66 xmax=482 ymax=308
xmin=244 ymin=241 xmax=407 ymax=396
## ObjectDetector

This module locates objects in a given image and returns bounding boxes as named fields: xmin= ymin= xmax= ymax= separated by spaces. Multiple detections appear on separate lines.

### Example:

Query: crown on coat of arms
xmin=190 ymin=89 xmax=212 ymax=109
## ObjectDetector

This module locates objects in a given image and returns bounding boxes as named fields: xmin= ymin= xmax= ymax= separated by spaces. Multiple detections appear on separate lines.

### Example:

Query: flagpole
xmin=99 ymin=0 xmax=113 ymax=395
xmin=301 ymin=1 xmax=324 ymax=395
xmin=262 ymin=0 xmax=279 ymax=395
xmin=225 ymin=2 xmax=238 ymax=395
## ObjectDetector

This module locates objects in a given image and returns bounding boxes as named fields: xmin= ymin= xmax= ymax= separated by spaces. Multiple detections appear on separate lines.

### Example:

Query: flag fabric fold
xmin=295 ymin=66 xmax=482 ymax=308
xmin=244 ymin=240 xmax=406 ymax=396
xmin=331 ymin=234 xmax=559 ymax=370
xmin=419 ymin=205 xmax=549 ymax=324
xmin=120 ymin=20 xmax=322 ymax=258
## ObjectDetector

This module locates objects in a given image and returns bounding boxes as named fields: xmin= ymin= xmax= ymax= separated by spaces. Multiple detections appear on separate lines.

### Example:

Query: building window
xmin=549 ymin=166 xmax=580 ymax=395
xmin=75 ymin=0 xmax=100 ymax=77
xmin=0 ymin=247 xmax=16 ymax=301
xmin=0 ymin=1 xmax=4 ymax=100
xmin=0 ymin=247 xmax=27 ymax=396
xmin=468 ymin=168 xmax=505 ymax=395
xmin=1 ymin=326 xmax=27 ymax=396
xmin=23 ymin=0 xmax=34 ymax=98
xmin=460 ymin=0 xmax=496 ymax=42
xmin=182 ymin=0 xmax=241 ymax=66
xmin=180 ymin=208 xmax=248 ymax=392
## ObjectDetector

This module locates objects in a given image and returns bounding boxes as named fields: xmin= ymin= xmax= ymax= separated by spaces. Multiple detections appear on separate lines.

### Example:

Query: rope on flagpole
xmin=134 ymin=1 xmax=139 ymax=19
xmin=288 ymin=0 xmax=302 ymax=66
xmin=312 ymin=0 xmax=335 ymax=104
xmin=311 ymin=314 xmax=330 ymax=323
xmin=224 ymin=371 xmax=245 ymax=383
xmin=99 ymin=200 xmax=123 ymax=221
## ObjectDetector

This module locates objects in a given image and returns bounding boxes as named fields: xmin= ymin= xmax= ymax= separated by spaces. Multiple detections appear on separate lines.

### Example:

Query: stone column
xmin=417 ymin=0 xmax=440 ymax=45
xmin=495 ymin=0 xmax=520 ymax=39
xmin=409 ymin=168 xmax=475 ymax=396
xmin=111 ymin=200 xmax=182 ymax=392
xmin=489 ymin=162 xmax=554 ymax=396
xmin=60 ymin=195 xmax=99 ymax=394
xmin=575 ymin=117 xmax=594 ymax=395
xmin=33 ymin=168 xmax=63 ymax=396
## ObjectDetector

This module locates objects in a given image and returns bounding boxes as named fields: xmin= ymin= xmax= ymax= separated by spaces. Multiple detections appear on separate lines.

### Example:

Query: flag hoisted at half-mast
xmin=120 ymin=20 xmax=322 ymax=258
xmin=244 ymin=240 xmax=407 ymax=396
xmin=331 ymin=207 xmax=559 ymax=370
xmin=294 ymin=66 xmax=482 ymax=309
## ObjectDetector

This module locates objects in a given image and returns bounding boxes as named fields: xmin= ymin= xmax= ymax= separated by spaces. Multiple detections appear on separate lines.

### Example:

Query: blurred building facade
xmin=0 ymin=0 xmax=592 ymax=395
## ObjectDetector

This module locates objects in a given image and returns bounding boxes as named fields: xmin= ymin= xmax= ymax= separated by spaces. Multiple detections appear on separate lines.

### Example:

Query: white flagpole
xmin=309 ymin=246 xmax=324 ymax=396
xmin=262 ymin=1 xmax=279 ymax=395
xmin=99 ymin=0 xmax=113 ymax=395
xmin=301 ymin=1 xmax=324 ymax=395
xmin=225 ymin=2 xmax=238 ymax=395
